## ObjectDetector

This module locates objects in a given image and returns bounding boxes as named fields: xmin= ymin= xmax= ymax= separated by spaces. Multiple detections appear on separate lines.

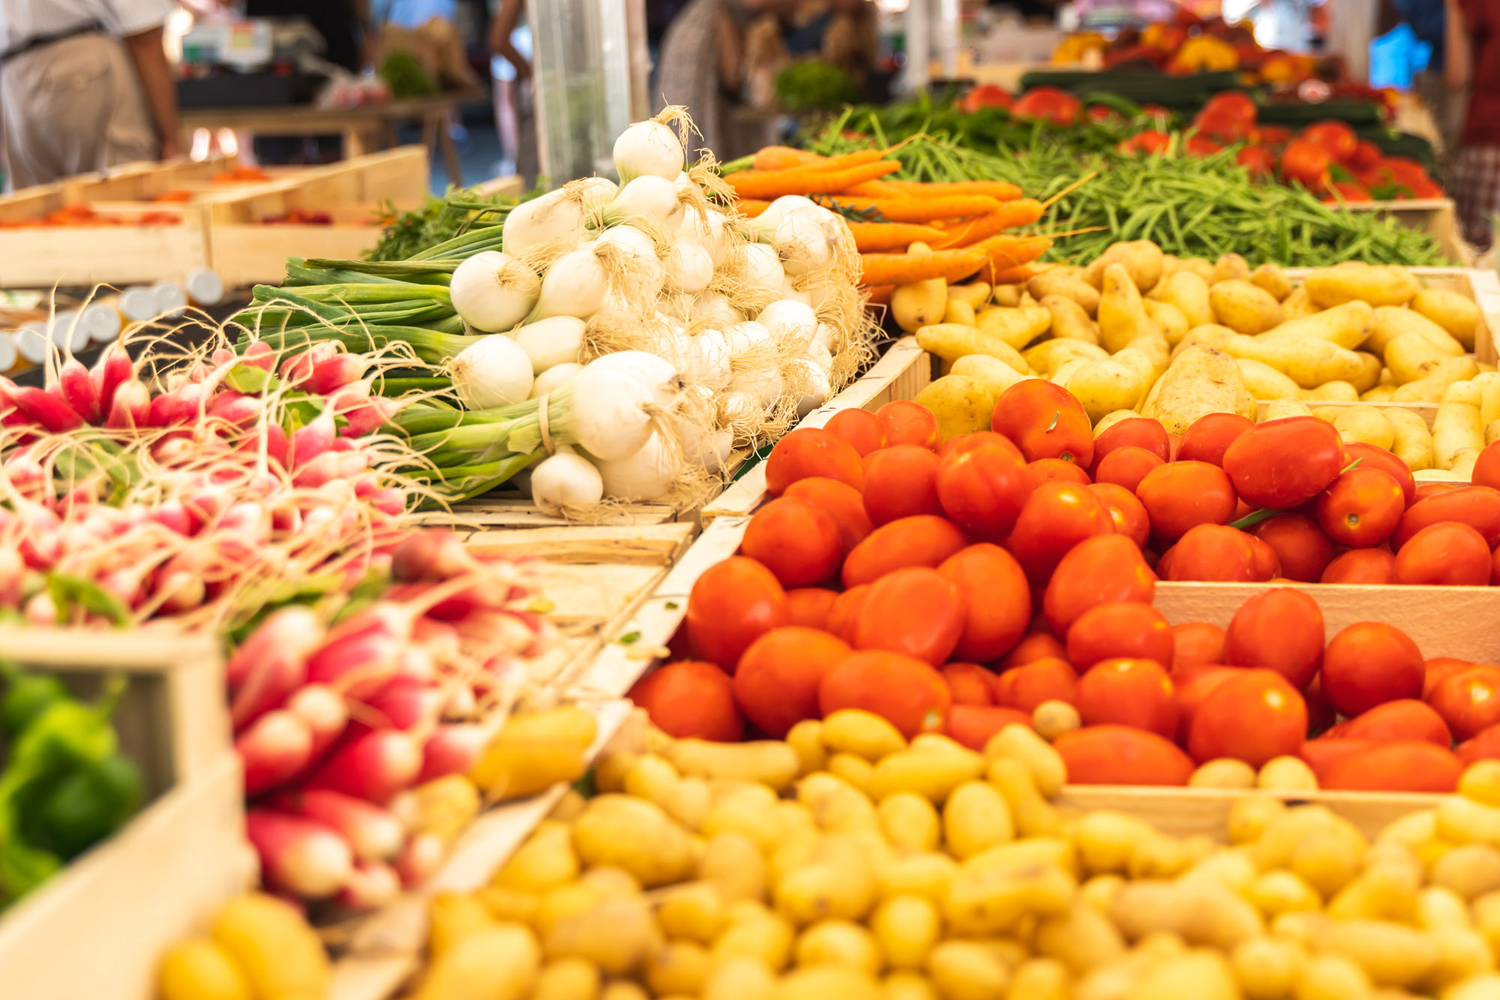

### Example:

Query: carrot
xmin=727 ymin=160 xmax=902 ymax=200
xmin=842 ymin=180 xmax=908 ymax=198
xmin=972 ymin=235 xmax=1053 ymax=283
xmin=811 ymin=149 xmax=889 ymax=172
xmin=859 ymin=249 xmax=988 ymax=286
xmin=738 ymin=199 xmax=772 ymax=218
xmin=753 ymin=146 xmax=824 ymax=171
xmin=865 ymin=285 xmax=895 ymax=307
xmin=884 ymin=180 xmax=1025 ymax=201
xmin=822 ymin=195 xmax=1004 ymax=224
xmin=987 ymin=265 xmax=1039 ymax=284
xmin=938 ymin=200 xmax=1046 ymax=246
xmin=845 ymin=222 xmax=947 ymax=253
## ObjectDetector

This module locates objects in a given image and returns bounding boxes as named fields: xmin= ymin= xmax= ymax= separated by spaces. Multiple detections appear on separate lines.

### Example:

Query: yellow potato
xmin=878 ymin=792 xmax=941 ymax=852
xmin=1413 ymin=288 xmax=1482 ymax=349
xmin=1305 ymin=263 xmax=1421 ymax=308
xmin=975 ymin=305 xmax=1053 ymax=349
xmin=868 ymin=747 xmax=985 ymax=803
xmin=1157 ymin=270 xmax=1215 ymax=329
xmin=1281 ymin=285 xmax=1320 ymax=320
xmin=471 ymin=740 xmax=589 ymax=800
xmin=943 ymin=856 xmax=1076 ymax=935
xmin=496 ymin=820 xmax=581 ymax=892
xmin=926 ymin=941 xmax=1013 ymax=1000
xmin=1391 ymin=355 xmax=1481 ymax=402
xmin=1264 ymin=399 xmax=1312 ymax=421
xmin=1332 ymin=406 xmax=1396 ymax=450
xmin=1145 ymin=299 xmax=1190 ymax=345
xmin=799 ymin=772 xmax=880 ymax=833
xmin=1125 ymin=950 xmax=1241 ymax=1000
xmin=1433 ymin=380 xmax=1486 ymax=471
xmin=947 ymin=281 xmax=992 ymax=310
xmin=984 ymin=724 xmax=1067 ymax=798
xmin=1029 ymin=272 xmax=1101 ymax=316
xmin=1073 ymin=810 xmax=1157 ymax=875
xmin=877 ymin=851 xmax=959 ymax=904
xmin=949 ymin=354 xmax=1033 ymax=396
xmin=1211 ymin=253 xmax=1251 ymax=285
xmin=943 ymin=780 xmax=1015 ymax=859
xmin=1362 ymin=384 xmax=1396 ymax=402
xmin=1039 ymin=293 xmax=1101 ymax=344
xmin=1387 ymin=331 xmax=1468 ymax=387
xmin=1463 ymin=761 xmax=1500 ymax=806
xmin=1210 ymin=279 xmax=1285 ymax=335
xmin=1084 ymin=240 xmax=1166 ymax=292
xmin=1259 ymin=300 xmax=1374 ymax=350
xmin=916 ymin=322 xmax=1031 ymax=371
xmin=774 ymin=835 xmax=878 ymax=925
xmin=1023 ymin=338 xmax=1110 ymax=377
xmin=991 ymin=284 xmax=1022 ymax=308
xmin=987 ymin=758 xmax=1063 ymax=838
xmin=211 ymin=894 xmax=331 ymax=1000
xmin=1180 ymin=324 xmax=1372 ymax=389
xmin=1166 ymin=255 xmax=1215 ymax=282
xmin=915 ymin=375 xmax=999 ymax=442
xmin=1034 ymin=903 xmax=1128 ymax=975
xmin=1247 ymin=870 xmax=1322 ymax=920
xmin=1250 ymin=263 xmax=1294 ymax=301
xmin=941 ymin=299 xmax=976 ymax=326
xmin=1369 ymin=305 xmax=1466 ymax=356
xmin=786 ymin=720 xmax=828 ymax=777
xmin=1031 ymin=700 xmax=1081 ymax=742
xmin=1059 ymin=346 xmax=1158 ymax=424
xmin=1110 ymin=880 xmax=1264 ymax=950
xmin=712 ymin=910 xmax=796 ymax=970
xmin=823 ymin=709 xmax=907 ymax=761
xmin=1006 ymin=959 xmax=1071 ymax=1000
xmin=871 ymin=895 xmax=942 ymax=971
xmin=1258 ymin=756 xmax=1318 ymax=792
xmin=1231 ymin=936 xmax=1306 ymax=1000
xmin=1317 ymin=919 xmax=1438 ymax=988
xmin=1141 ymin=345 xmax=1258 ymax=435
xmin=1432 ymin=844 xmax=1500 ymax=901
xmin=573 ymin=795 xmax=695 ymax=887
xmin=829 ymin=752 xmax=877 ymax=796
xmin=1237 ymin=358 xmax=1303 ymax=401
xmin=415 ymin=922 xmax=542 ymax=1000
xmin=882 ymin=971 xmax=940 ymax=1000
xmin=157 ymin=940 xmax=253 ymax=1000
xmin=1098 ymin=262 xmax=1162 ymax=353
xmin=1385 ymin=407 xmax=1436 ymax=470
xmin=702 ymin=957 xmax=777 ymax=1000
xmin=892 ymin=278 xmax=948 ymax=333
xmin=1189 ymin=759 xmax=1258 ymax=789
xmin=1228 ymin=795 xmax=1286 ymax=844
xmin=531 ymin=958 xmax=602 ymax=1000
xmin=794 ymin=919 xmax=883 ymax=975
xmin=1293 ymin=953 xmax=1373 ymax=1000
xmin=1301 ymin=380 xmax=1362 ymax=402
xmin=669 ymin=740 xmax=800 ymax=791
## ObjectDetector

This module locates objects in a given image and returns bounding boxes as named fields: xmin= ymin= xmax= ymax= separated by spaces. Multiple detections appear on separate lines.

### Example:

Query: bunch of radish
xmin=233 ymin=528 xmax=552 ymax=909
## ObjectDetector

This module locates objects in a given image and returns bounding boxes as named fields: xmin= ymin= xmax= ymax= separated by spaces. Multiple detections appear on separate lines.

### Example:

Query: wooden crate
xmin=0 ymin=189 xmax=209 ymax=288
xmin=0 ymin=629 xmax=249 ymax=1000
xmin=64 ymin=155 xmax=240 ymax=203
xmin=700 ymin=336 xmax=933 ymax=524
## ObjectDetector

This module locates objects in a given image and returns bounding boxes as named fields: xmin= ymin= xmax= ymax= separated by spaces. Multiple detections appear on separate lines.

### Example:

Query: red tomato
xmin=785 ymin=477 xmax=874 ymax=554
xmin=842 ymin=515 xmax=969 ymax=588
xmin=1458 ymin=725 xmax=1500 ymax=766
xmin=1249 ymin=513 xmax=1335 ymax=583
xmin=863 ymin=445 xmax=943 ymax=525
xmin=1317 ymin=741 xmax=1462 ymax=793
xmin=1305 ymin=673 xmax=1337 ymax=736
xmin=1415 ymin=482 xmax=1465 ymax=502
xmin=1007 ymin=481 xmax=1114 ymax=584
xmin=785 ymin=587 xmax=838 ymax=630
xmin=686 ymin=556 xmax=789 ymax=670
xmin=827 ymin=585 xmax=870 ymax=644
xmin=1178 ymin=413 xmax=1255 ymax=467
xmin=1248 ymin=536 xmax=1283 ymax=581
xmin=1011 ymin=86 xmax=1082 ymax=126
xmin=942 ymin=662 xmax=997 ymax=706
xmin=1473 ymin=440 xmax=1500 ymax=491
xmin=1393 ymin=486 xmax=1500 ymax=550
xmin=1342 ymin=442 xmax=1417 ymax=507
xmin=1317 ymin=468 xmax=1406 ymax=548
xmin=1185 ymin=134 xmax=1223 ymax=157
xmin=629 ymin=661 xmax=743 ymax=741
xmin=1236 ymin=145 xmax=1276 ymax=177
xmin=823 ymin=408 xmax=888 ymax=456
xmin=1350 ymin=139 xmax=1384 ymax=170
xmin=1429 ymin=666 xmax=1500 ymax=742
xmin=1091 ymin=417 xmax=1171 ymax=473
xmin=1341 ymin=699 xmax=1451 ymax=746
xmin=960 ymin=84 xmax=1013 ymax=113
xmin=1136 ymin=461 xmax=1238 ymax=540
xmin=1118 ymin=130 xmax=1173 ymax=156
xmin=1189 ymin=669 xmax=1308 ymax=766
xmin=1492 ymin=546 xmax=1500 ymax=586
xmin=853 ymin=567 xmax=965 ymax=666
xmin=877 ymin=400 xmax=941 ymax=450
xmin=819 ymin=650 xmax=952 ymax=738
xmin=946 ymin=704 xmax=1031 ymax=751
xmin=992 ymin=657 xmax=1078 ymax=712
xmin=1223 ymin=417 xmax=1345 ymax=510
xmin=1024 ymin=458 xmax=1092 ymax=490
xmin=1066 ymin=601 xmax=1174 ymax=672
xmin=1042 ymin=534 xmax=1155 ymax=635
xmin=1002 ymin=632 xmax=1069 ymax=669
xmin=1164 ymin=523 xmax=1259 ymax=582
xmin=992 ymin=381 xmax=1094 ymax=467
xmin=1076 ymin=658 xmax=1178 ymax=738
xmin=1094 ymin=447 xmax=1166 ymax=494
xmin=1173 ymin=622 xmax=1226 ymax=671
xmin=1395 ymin=522 xmax=1492 ymax=585
xmin=939 ymin=543 xmax=1032 ymax=662
xmin=733 ymin=628 xmax=852 ymax=737
xmin=1223 ymin=587 xmax=1325 ymax=690
xmin=1320 ymin=621 xmax=1424 ymax=717
xmin=1301 ymin=120 xmax=1358 ymax=163
xmin=1055 ymin=725 xmax=1195 ymax=785
xmin=1424 ymin=657 xmax=1474 ymax=699
xmin=766 ymin=428 xmax=865 ymax=496
xmin=740 ymin=497 xmax=843 ymax=587
xmin=938 ymin=431 xmax=1024 ymax=462
xmin=935 ymin=443 xmax=1032 ymax=543
xmin=1281 ymin=138 xmax=1332 ymax=190
xmin=1089 ymin=483 xmax=1152 ymax=549
xmin=1172 ymin=666 xmax=1241 ymax=744
xmin=1321 ymin=547 xmax=1398 ymax=584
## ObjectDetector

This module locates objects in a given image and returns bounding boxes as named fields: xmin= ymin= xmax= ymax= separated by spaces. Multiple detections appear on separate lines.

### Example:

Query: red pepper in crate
xmin=959 ymin=84 xmax=1011 ymax=113
xmin=1011 ymin=87 xmax=1081 ymax=127
xmin=1118 ymin=130 xmax=1172 ymax=156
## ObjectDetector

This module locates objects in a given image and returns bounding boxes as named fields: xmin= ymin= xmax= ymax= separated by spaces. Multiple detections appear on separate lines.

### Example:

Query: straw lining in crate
xmin=0 ymin=628 xmax=248 ymax=1000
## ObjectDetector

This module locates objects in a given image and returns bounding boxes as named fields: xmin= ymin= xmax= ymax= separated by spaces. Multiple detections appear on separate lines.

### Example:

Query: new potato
xmin=1369 ymin=305 xmax=1465 ymax=356
xmin=1305 ymin=263 xmax=1421 ymax=308
xmin=1391 ymin=356 xmax=1481 ymax=402
xmin=975 ymin=305 xmax=1052 ymax=349
xmin=1384 ymin=406 xmax=1436 ymax=470
xmin=1210 ymin=280 xmax=1284 ymax=335
xmin=1413 ymin=288 xmax=1482 ymax=349
xmin=1029 ymin=272 xmax=1101 ymax=316
xmin=1083 ymin=240 xmax=1165 ymax=292
xmin=1156 ymin=271 xmax=1214 ymax=329
xmin=1040 ymin=294 xmax=1101 ymax=344
xmin=1023 ymin=338 xmax=1109 ymax=377
xmin=1060 ymin=347 xmax=1157 ymax=424
xmin=1250 ymin=263 xmax=1294 ymax=301
xmin=1259 ymin=300 xmax=1374 ymax=350
xmin=950 ymin=354 xmax=1032 ymax=396
xmin=1144 ymin=299 xmax=1190 ymax=345
xmin=1141 ymin=345 xmax=1258 ymax=434
xmin=1433 ymin=380 xmax=1486 ymax=471
xmin=1098 ymin=263 xmax=1162 ymax=353
xmin=916 ymin=323 xmax=1030 ymax=372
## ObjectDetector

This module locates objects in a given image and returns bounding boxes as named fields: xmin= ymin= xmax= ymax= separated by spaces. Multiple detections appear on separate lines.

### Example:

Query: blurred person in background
xmin=488 ymin=0 xmax=533 ymax=183
xmin=0 ymin=0 xmax=181 ymax=188
xmin=1446 ymin=0 xmax=1500 ymax=249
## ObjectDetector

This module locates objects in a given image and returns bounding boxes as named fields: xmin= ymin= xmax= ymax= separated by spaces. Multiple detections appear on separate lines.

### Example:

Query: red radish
xmin=334 ymin=861 xmax=401 ymax=911
xmin=370 ymin=488 xmax=408 ymax=518
xmin=286 ymin=684 xmax=348 ymax=756
xmin=245 ymin=809 xmax=354 ymax=898
xmin=273 ymin=788 xmax=405 ymax=861
xmin=394 ymin=832 xmax=444 ymax=888
xmin=24 ymin=591 xmax=56 ymax=627
xmin=57 ymin=359 xmax=102 ymax=424
xmin=307 ymin=353 xmax=370 ymax=394
xmin=289 ymin=411 xmax=336 ymax=468
xmin=419 ymin=724 xmax=489 ymax=782
xmin=304 ymin=604 xmax=415 ymax=695
xmin=361 ymin=676 xmax=444 ymax=730
xmin=227 ymin=604 xmax=324 ymax=707
xmin=241 ymin=339 xmax=276 ymax=371
xmin=236 ymin=710 xmax=314 ymax=796
xmin=305 ymin=728 xmax=423 ymax=803
xmin=280 ymin=343 xmax=339 ymax=385
xmin=92 ymin=347 xmax=133 ymax=416
xmin=6 ymin=382 xmax=83 ymax=432
xmin=149 ymin=500 xmax=194 ymax=536
xmin=339 ymin=396 xmax=398 ymax=438
xmin=292 ymin=452 xmax=342 ymax=489
xmin=208 ymin=391 xmax=262 ymax=427
xmin=0 ymin=548 xmax=24 ymax=608
xmin=155 ymin=571 xmax=206 ymax=614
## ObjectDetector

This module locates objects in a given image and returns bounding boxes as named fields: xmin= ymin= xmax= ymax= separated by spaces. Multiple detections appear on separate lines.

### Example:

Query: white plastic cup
xmin=121 ymin=287 xmax=158 ymax=322
xmin=0 ymin=333 xmax=19 ymax=372
xmin=15 ymin=323 xmax=49 ymax=364
xmin=185 ymin=267 xmax=225 ymax=307
xmin=152 ymin=282 xmax=188 ymax=317
xmin=82 ymin=303 xmax=122 ymax=345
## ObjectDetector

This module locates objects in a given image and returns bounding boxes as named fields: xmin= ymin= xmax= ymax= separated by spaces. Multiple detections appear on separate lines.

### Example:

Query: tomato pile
xmin=628 ymin=387 xmax=1500 ymax=795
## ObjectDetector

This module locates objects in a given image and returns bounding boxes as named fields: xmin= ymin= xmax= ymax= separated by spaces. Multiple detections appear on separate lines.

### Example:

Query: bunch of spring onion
xmin=236 ymin=108 xmax=878 ymax=514
xmin=233 ymin=528 xmax=552 ymax=910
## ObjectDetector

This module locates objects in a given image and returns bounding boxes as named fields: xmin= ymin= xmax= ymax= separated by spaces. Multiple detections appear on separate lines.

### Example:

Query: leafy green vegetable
xmin=367 ymin=190 xmax=518 ymax=262
xmin=775 ymin=61 xmax=858 ymax=112
xmin=379 ymin=51 xmax=437 ymax=99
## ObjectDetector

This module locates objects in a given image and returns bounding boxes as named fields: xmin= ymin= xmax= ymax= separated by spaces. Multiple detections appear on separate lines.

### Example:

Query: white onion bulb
xmin=450 ymin=251 xmax=540 ymax=333
xmin=613 ymin=120 xmax=685 ymax=183
xmin=514 ymin=316 xmax=586 ymax=373
xmin=450 ymin=334 xmax=535 ymax=408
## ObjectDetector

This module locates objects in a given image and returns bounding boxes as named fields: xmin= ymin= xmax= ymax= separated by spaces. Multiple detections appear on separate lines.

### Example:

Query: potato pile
xmin=909 ymin=241 xmax=1490 ymax=466
xmin=408 ymin=711 xmax=1500 ymax=1000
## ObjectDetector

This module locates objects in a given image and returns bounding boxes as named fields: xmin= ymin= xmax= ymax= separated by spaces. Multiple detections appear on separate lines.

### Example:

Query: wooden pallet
xmin=0 ymin=629 xmax=248 ymax=1000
